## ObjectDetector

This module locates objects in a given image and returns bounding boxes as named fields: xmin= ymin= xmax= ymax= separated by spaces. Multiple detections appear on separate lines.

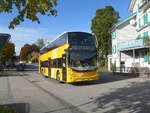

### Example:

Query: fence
xmin=115 ymin=67 xmax=150 ymax=73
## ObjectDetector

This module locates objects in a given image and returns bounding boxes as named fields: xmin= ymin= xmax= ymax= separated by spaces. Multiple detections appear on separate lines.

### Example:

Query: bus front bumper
xmin=67 ymin=74 xmax=99 ymax=83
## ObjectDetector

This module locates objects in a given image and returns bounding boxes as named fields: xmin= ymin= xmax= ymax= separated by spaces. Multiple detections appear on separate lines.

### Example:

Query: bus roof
xmin=40 ymin=31 xmax=93 ymax=54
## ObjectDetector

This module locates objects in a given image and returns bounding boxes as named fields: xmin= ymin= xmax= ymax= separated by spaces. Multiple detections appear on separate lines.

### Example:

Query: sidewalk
xmin=0 ymin=72 xmax=83 ymax=113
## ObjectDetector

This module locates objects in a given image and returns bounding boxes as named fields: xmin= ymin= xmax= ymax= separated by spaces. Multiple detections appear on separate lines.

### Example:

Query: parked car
xmin=16 ymin=63 xmax=25 ymax=71
xmin=0 ymin=65 xmax=4 ymax=72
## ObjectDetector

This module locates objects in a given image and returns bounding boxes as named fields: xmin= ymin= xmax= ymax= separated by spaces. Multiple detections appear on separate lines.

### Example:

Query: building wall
xmin=110 ymin=0 xmax=150 ymax=70
xmin=111 ymin=18 xmax=137 ymax=68
xmin=117 ymin=20 xmax=137 ymax=43
xmin=133 ymin=0 xmax=139 ymax=13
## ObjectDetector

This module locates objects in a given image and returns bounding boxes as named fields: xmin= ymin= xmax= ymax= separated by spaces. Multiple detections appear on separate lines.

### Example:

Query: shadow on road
xmin=72 ymin=71 xmax=134 ymax=86
xmin=92 ymin=80 xmax=150 ymax=113
xmin=0 ymin=103 xmax=30 ymax=113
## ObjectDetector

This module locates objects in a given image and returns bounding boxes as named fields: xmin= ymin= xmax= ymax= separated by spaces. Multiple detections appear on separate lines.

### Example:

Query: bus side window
xmin=51 ymin=60 xmax=54 ymax=68
xmin=62 ymin=55 xmax=66 ymax=68
xmin=50 ymin=59 xmax=64 ymax=68
xmin=54 ymin=59 xmax=58 ymax=68
xmin=57 ymin=59 xmax=60 ymax=68
xmin=51 ymin=59 xmax=57 ymax=68
xmin=58 ymin=58 xmax=63 ymax=68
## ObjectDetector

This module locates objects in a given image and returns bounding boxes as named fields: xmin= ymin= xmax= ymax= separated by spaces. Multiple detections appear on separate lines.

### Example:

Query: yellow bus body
xmin=39 ymin=43 xmax=99 ymax=83
xmin=67 ymin=68 xmax=99 ymax=83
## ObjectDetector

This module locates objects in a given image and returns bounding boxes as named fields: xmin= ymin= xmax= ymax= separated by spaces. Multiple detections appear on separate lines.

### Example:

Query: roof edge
xmin=111 ymin=12 xmax=137 ymax=31
xmin=128 ymin=0 xmax=137 ymax=12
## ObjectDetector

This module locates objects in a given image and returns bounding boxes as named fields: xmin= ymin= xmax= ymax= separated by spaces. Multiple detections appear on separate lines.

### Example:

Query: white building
xmin=108 ymin=0 xmax=150 ymax=72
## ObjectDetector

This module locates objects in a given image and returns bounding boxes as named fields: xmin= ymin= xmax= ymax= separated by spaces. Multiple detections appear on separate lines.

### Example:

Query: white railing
xmin=117 ymin=39 xmax=144 ymax=51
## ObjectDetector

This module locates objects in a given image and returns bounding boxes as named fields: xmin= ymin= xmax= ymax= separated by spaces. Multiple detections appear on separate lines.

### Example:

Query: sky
xmin=0 ymin=0 xmax=132 ymax=55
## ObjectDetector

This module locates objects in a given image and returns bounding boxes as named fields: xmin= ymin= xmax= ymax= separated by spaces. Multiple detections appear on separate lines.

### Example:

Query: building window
xmin=112 ymin=45 xmax=116 ymax=54
xmin=137 ymin=3 xmax=141 ymax=12
xmin=143 ymin=13 xmax=148 ymax=25
xmin=138 ymin=18 xmax=141 ymax=28
xmin=138 ymin=13 xmax=149 ymax=29
xmin=112 ymin=31 xmax=116 ymax=39
xmin=143 ymin=31 xmax=149 ymax=38
xmin=144 ymin=52 xmax=149 ymax=62
xmin=137 ymin=34 xmax=141 ymax=39
xmin=148 ymin=13 xmax=150 ymax=23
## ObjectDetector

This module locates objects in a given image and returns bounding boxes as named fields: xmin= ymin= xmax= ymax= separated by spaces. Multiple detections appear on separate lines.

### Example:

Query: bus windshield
xmin=69 ymin=56 xmax=97 ymax=71
xmin=69 ymin=50 xmax=97 ymax=71
xmin=68 ymin=32 xmax=95 ymax=46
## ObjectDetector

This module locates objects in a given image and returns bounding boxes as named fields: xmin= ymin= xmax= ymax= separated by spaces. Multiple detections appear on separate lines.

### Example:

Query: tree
xmin=20 ymin=44 xmax=31 ymax=61
xmin=91 ymin=6 xmax=119 ymax=66
xmin=19 ymin=43 xmax=40 ymax=62
xmin=31 ymin=44 xmax=40 ymax=53
xmin=31 ymin=51 xmax=39 ymax=62
xmin=0 ymin=0 xmax=57 ymax=29
xmin=36 ymin=38 xmax=46 ymax=49
xmin=0 ymin=42 xmax=15 ymax=65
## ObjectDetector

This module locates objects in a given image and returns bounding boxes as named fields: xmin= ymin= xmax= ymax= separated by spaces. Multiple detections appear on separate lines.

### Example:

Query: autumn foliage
xmin=0 ymin=0 xmax=57 ymax=29
xmin=0 ymin=42 xmax=15 ymax=65
xmin=20 ymin=44 xmax=39 ymax=62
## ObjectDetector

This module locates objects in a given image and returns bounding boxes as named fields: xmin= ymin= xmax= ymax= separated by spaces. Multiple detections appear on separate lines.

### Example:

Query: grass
xmin=0 ymin=71 xmax=8 ymax=75
xmin=0 ymin=106 xmax=17 ymax=113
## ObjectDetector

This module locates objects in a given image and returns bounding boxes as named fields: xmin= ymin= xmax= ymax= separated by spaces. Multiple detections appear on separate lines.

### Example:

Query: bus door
xmin=62 ymin=55 xmax=67 ymax=81
xmin=48 ymin=58 xmax=51 ymax=78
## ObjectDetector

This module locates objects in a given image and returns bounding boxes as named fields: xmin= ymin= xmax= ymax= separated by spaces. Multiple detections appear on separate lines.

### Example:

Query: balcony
xmin=139 ymin=0 xmax=150 ymax=11
xmin=117 ymin=37 xmax=150 ymax=51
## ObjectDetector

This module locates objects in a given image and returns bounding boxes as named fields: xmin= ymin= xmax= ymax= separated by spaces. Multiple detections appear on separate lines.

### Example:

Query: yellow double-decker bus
xmin=39 ymin=31 xmax=99 ymax=83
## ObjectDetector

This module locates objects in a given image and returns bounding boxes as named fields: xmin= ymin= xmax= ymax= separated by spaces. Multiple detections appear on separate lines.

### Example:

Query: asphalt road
xmin=0 ymin=72 xmax=83 ymax=113
xmin=1 ymin=71 xmax=150 ymax=113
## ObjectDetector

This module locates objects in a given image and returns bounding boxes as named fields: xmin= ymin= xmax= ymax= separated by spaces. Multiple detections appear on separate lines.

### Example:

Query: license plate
xmin=84 ymin=79 xmax=88 ymax=80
